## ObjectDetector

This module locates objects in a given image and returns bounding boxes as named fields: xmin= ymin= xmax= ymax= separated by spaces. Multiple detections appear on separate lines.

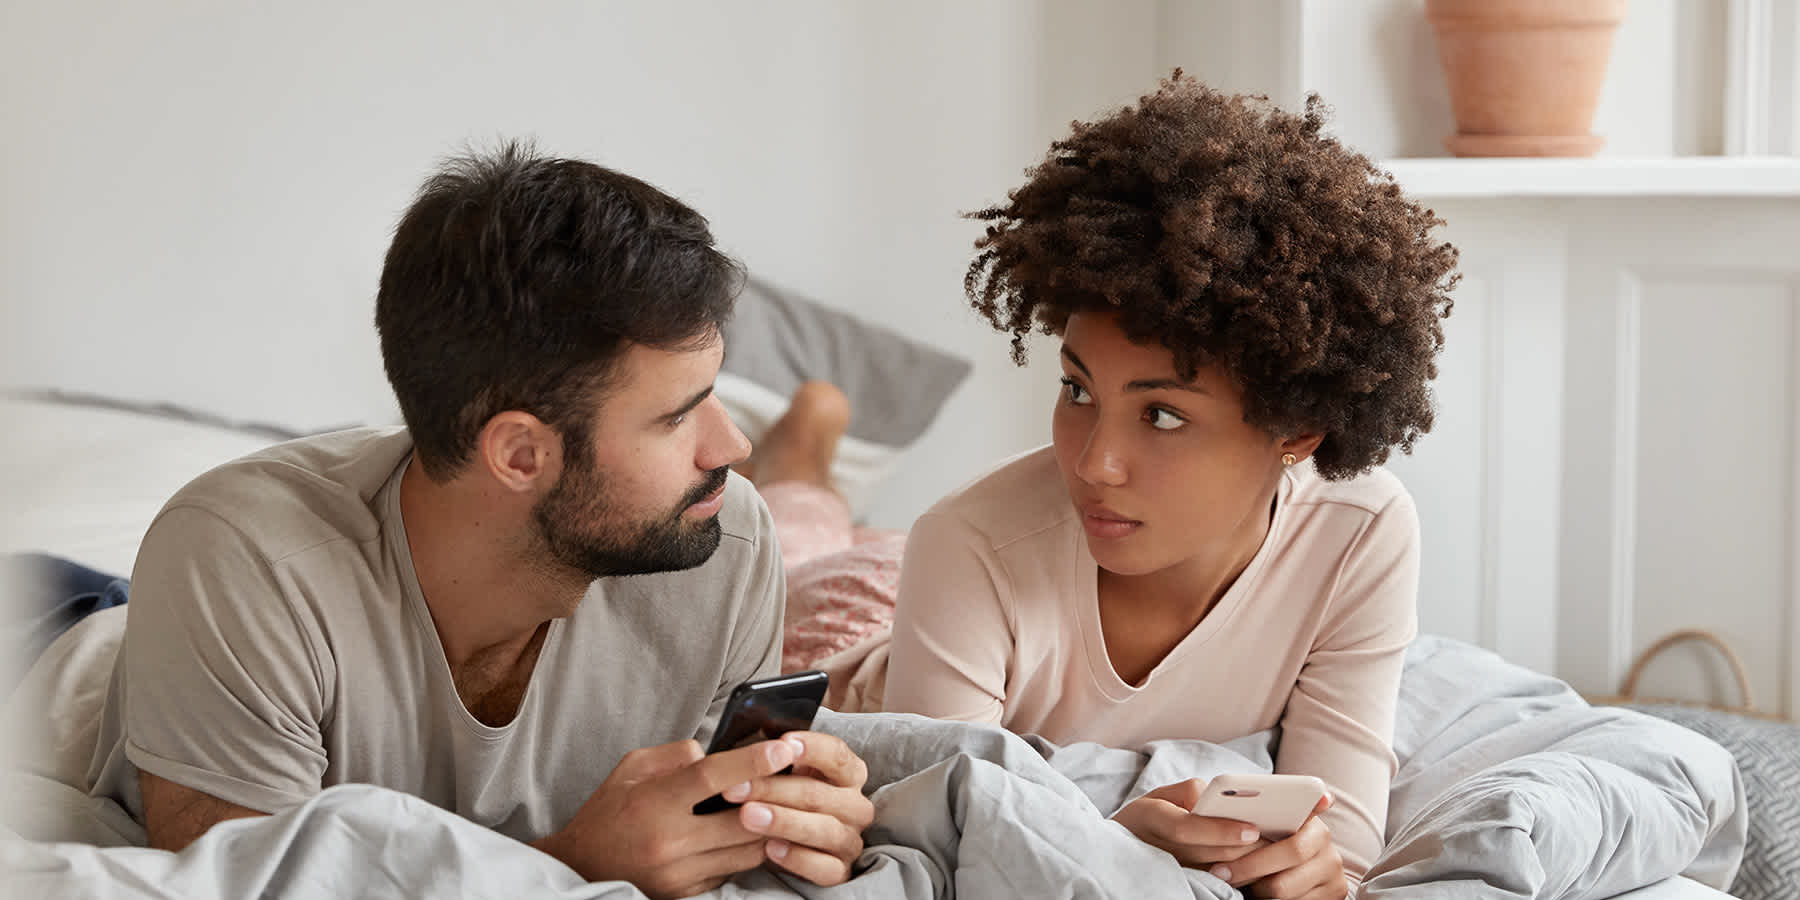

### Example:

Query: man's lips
xmin=686 ymin=481 xmax=728 ymax=515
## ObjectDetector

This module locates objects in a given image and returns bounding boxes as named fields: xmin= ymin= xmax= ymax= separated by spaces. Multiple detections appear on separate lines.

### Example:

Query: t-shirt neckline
xmin=381 ymin=452 xmax=567 ymax=740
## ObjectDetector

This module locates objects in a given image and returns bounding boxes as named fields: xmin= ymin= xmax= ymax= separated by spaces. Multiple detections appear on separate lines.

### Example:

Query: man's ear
xmin=475 ymin=411 xmax=559 ymax=495
xmin=1279 ymin=432 xmax=1326 ymax=465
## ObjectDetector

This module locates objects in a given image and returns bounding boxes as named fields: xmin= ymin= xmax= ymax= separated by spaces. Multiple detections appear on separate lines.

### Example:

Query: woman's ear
xmin=476 ymin=411 xmax=560 ymax=495
xmin=1279 ymin=432 xmax=1326 ymax=465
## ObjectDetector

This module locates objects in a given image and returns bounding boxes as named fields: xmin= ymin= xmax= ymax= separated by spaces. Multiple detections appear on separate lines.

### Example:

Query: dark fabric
xmin=4 ymin=553 xmax=129 ymax=691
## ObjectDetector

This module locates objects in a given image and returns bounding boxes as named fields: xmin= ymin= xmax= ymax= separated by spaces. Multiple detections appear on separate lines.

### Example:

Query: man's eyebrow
xmin=659 ymin=385 xmax=714 ymax=422
xmin=1061 ymin=346 xmax=1208 ymax=395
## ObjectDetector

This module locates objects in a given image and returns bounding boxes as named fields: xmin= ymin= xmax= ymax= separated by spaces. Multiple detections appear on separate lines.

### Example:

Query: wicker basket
xmin=1586 ymin=628 xmax=1790 ymax=723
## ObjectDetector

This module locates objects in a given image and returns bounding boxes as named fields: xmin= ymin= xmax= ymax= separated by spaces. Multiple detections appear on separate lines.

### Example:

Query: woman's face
xmin=1052 ymin=309 xmax=1291 ymax=578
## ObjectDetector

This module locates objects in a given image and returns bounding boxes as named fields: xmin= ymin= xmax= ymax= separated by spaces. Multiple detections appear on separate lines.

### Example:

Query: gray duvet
xmin=0 ymin=636 xmax=1746 ymax=899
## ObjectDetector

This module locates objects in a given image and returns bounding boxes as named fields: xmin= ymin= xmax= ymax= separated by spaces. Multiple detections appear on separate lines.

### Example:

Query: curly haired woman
xmin=752 ymin=74 xmax=1457 ymax=900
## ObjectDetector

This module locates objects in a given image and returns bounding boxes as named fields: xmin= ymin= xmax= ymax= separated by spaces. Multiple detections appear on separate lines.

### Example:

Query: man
xmin=82 ymin=144 xmax=874 ymax=899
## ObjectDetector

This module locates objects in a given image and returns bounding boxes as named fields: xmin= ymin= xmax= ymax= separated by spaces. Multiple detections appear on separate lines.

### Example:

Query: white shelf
xmin=1380 ymin=157 xmax=1800 ymax=199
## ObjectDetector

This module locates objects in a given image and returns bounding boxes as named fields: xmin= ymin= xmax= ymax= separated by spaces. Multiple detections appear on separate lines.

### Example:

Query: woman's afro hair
xmin=965 ymin=73 xmax=1459 ymax=479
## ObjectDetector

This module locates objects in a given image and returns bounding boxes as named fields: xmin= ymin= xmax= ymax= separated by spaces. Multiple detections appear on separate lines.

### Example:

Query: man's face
xmin=531 ymin=331 xmax=751 ymax=579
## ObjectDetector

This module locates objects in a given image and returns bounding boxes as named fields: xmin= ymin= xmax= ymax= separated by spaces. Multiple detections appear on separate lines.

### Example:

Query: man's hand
xmin=1111 ymin=779 xmax=1270 ymax=868
xmin=534 ymin=732 xmax=872 ymax=899
xmin=713 ymin=730 xmax=873 ymax=885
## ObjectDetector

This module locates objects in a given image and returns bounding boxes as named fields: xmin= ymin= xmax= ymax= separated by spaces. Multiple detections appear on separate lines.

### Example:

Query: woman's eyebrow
xmin=1063 ymin=346 xmax=1208 ymax=395
xmin=1059 ymin=345 xmax=1092 ymax=377
xmin=1125 ymin=377 xmax=1209 ymax=395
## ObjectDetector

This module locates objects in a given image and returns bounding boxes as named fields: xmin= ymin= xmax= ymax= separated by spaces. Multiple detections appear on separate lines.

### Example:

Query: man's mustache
xmin=682 ymin=466 xmax=731 ymax=509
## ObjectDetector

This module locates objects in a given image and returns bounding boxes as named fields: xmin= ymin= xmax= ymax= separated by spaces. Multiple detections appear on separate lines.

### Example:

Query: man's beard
xmin=532 ymin=461 xmax=729 ymax=580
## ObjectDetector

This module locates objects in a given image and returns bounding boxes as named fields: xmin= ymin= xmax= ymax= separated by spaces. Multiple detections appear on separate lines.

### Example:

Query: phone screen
xmin=693 ymin=670 xmax=828 ymax=814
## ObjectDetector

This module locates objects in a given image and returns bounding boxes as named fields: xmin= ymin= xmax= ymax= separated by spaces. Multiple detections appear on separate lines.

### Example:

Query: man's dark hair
xmin=966 ymin=74 xmax=1459 ymax=479
xmin=376 ymin=141 xmax=742 ymax=479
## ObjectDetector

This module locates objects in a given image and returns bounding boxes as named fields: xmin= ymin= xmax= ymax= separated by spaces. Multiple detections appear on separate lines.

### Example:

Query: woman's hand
xmin=1110 ymin=779 xmax=1268 ymax=868
xmin=1207 ymin=797 xmax=1347 ymax=900
xmin=1114 ymin=779 xmax=1348 ymax=900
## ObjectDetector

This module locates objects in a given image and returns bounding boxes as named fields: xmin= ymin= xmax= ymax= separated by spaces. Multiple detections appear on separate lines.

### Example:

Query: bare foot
xmin=741 ymin=381 xmax=850 ymax=490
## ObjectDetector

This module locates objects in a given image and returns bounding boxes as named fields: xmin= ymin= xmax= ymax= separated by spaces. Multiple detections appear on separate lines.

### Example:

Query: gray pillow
xmin=1625 ymin=703 xmax=1800 ymax=900
xmin=717 ymin=278 xmax=972 ymax=508
xmin=723 ymin=277 xmax=971 ymax=448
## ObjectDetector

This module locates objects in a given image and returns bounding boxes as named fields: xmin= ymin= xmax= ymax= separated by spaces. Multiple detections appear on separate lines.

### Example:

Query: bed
xmin=0 ymin=282 xmax=1758 ymax=898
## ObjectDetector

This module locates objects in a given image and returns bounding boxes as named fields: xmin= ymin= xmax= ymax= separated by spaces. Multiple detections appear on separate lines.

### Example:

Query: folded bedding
xmin=1 ymin=629 xmax=1746 ymax=899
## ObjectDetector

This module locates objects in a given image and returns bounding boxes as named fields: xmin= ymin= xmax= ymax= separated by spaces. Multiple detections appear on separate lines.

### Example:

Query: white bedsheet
xmin=1615 ymin=878 xmax=1738 ymax=900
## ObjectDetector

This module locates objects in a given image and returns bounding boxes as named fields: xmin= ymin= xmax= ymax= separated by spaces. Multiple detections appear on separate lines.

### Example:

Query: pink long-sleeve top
xmin=884 ymin=446 xmax=1420 ymax=879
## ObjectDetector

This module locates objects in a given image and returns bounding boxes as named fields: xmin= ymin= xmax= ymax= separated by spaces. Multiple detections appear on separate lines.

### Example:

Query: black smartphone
xmin=692 ymin=669 xmax=829 ymax=815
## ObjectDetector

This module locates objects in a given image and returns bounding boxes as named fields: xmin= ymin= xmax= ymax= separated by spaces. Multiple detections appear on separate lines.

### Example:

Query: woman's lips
xmin=1080 ymin=504 xmax=1142 ymax=540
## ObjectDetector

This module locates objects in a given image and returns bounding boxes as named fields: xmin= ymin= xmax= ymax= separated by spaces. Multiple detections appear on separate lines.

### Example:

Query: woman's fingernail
xmin=1242 ymin=828 xmax=1260 ymax=842
xmin=1210 ymin=865 xmax=1231 ymax=882
xmin=785 ymin=737 xmax=807 ymax=759
xmin=742 ymin=802 xmax=773 ymax=829
xmin=766 ymin=838 xmax=791 ymax=860
xmin=722 ymin=782 xmax=751 ymax=802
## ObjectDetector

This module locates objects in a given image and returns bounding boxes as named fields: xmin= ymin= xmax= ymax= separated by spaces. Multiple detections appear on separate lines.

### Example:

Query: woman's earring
xmin=1281 ymin=452 xmax=1297 ymax=468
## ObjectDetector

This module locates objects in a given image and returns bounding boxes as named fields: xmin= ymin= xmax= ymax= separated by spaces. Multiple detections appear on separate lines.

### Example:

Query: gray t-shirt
xmin=85 ymin=427 xmax=784 ymax=841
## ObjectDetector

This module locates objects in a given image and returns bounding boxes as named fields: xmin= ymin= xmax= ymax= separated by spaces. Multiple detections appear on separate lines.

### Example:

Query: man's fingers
xmin=782 ymin=732 xmax=867 ymax=789
xmin=655 ymin=802 xmax=769 ymax=858
xmin=612 ymin=740 xmax=705 ymax=784
xmin=764 ymin=838 xmax=858 ymax=887
xmin=652 ymin=837 xmax=768 ymax=898
xmin=738 ymin=800 xmax=864 ymax=863
xmin=734 ymin=774 xmax=875 ymax=829
xmin=679 ymin=738 xmax=803 ymax=804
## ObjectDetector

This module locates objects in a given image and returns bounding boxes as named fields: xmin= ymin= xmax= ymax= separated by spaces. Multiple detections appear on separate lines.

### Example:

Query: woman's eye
xmin=1147 ymin=407 xmax=1186 ymax=431
xmin=1060 ymin=377 xmax=1091 ymax=405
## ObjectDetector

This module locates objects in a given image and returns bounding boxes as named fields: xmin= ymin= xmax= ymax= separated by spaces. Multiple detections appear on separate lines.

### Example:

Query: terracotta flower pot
xmin=1426 ymin=0 xmax=1627 ymax=157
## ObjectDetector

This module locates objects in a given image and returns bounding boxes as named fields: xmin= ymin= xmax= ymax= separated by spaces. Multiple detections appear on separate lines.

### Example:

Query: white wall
xmin=0 ymin=0 xmax=1172 ymax=529
xmin=1160 ymin=0 xmax=1730 ymax=159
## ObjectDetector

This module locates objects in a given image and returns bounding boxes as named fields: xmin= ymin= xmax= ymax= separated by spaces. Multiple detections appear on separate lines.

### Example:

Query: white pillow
xmin=0 ymin=393 xmax=287 ymax=578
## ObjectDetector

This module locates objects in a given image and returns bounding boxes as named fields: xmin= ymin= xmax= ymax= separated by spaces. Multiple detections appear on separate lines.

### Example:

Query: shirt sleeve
xmin=122 ymin=505 xmax=332 ymax=814
xmin=882 ymin=511 xmax=1013 ymax=724
xmin=1274 ymin=492 xmax=1420 ymax=883
xmin=698 ymin=488 xmax=786 ymax=744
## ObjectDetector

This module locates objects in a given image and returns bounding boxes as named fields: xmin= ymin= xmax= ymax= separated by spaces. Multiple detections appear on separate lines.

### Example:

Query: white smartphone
xmin=1189 ymin=773 xmax=1328 ymax=839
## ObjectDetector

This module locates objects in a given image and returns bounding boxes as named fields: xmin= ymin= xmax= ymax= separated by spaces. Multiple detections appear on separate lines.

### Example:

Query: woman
xmin=757 ymin=75 xmax=1457 ymax=900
